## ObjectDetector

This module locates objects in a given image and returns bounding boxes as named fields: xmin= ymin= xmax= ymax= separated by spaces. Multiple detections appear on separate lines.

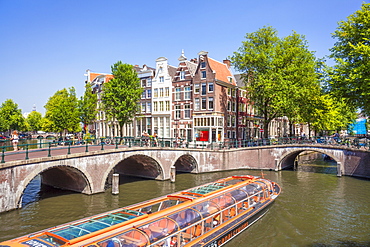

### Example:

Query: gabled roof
xmin=208 ymin=58 xmax=236 ymax=86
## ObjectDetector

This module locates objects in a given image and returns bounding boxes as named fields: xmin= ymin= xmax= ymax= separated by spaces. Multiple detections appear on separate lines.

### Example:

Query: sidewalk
xmin=1 ymin=144 xmax=126 ymax=163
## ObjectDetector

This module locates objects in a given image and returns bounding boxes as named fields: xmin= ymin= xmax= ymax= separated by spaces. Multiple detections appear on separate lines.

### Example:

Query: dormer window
xmin=160 ymin=76 xmax=164 ymax=83
xmin=201 ymin=62 xmax=206 ymax=68
xmin=180 ymin=71 xmax=185 ymax=80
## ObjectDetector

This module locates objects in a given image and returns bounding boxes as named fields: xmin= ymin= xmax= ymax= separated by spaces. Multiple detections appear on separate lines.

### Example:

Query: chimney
xmin=223 ymin=59 xmax=231 ymax=68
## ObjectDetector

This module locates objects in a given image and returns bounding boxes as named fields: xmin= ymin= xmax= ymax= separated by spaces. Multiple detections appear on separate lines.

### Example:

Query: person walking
xmin=11 ymin=130 xmax=19 ymax=151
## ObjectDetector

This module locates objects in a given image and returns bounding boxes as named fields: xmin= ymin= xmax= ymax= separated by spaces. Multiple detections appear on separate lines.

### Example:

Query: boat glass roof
xmin=47 ymin=209 xmax=144 ymax=240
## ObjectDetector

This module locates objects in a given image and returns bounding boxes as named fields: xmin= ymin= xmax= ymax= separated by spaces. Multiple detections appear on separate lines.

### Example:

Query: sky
xmin=0 ymin=0 xmax=367 ymax=115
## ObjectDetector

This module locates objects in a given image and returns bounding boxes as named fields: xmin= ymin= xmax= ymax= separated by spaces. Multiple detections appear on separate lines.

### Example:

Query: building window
xmin=159 ymin=88 xmax=164 ymax=97
xmin=165 ymin=87 xmax=169 ymax=97
xmin=159 ymin=76 xmax=164 ymax=83
xmin=232 ymin=115 xmax=235 ymax=127
xmin=227 ymin=88 xmax=231 ymax=96
xmin=201 ymin=83 xmax=207 ymax=95
xmin=141 ymin=90 xmax=146 ymax=99
xmin=175 ymin=87 xmax=181 ymax=101
xmin=201 ymin=71 xmax=206 ymax=79
xmin=141 ymin=103 xmax=146 ymax=113
xmin=159 ymin=101 xmax=164 ymax=111
xmin=184 ymin=86 xmax=191 ymax=100
xmin=232 ymin=102 xmax=236 ymax=112
xmin=201 ymin=62 xmax=206 ymax=68
xmin=147 ymin=78 xmax=152 ymax=87
xmin=185 ymin=104 xmax=190 ymax=118
xmin=154 ymin=88 xmax=158 ymax=98
xmin=175 ymin=105 xmax=181 ymax=119
xmin=201 ymin=98 xmax=207 ymax=110
xmin=208 ymin=97 xmax=214 ymax=110
xmin=227 ymin=101 xmax=231 ymax=111
xmin=194 ymin=84 xmax=200 ymax=94
xmin=141 ymin=79 xmax=146 ymax=87
xmin=166 ymin=101 xmax=170 ymax=111
xmin=180 ymin=71 xmax=185 ymax=80
xmin=147 ymin=89 xmax=151 ymax=98
xmin=194 ymin=98 xmax=200 ymax=111
xmin=208 ymin=82 xmax=214 ymax=92
xmin=154 ymin=102 xmax=158 ymax=112
xmin=147 ymin=102 xmax=151 ymax=113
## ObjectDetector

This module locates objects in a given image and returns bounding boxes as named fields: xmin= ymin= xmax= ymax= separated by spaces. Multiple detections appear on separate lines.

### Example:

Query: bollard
xmin=112 ymin=173 xmax=119 ymax=195
xmin=170 ymin=167 xmax=176 ymax=183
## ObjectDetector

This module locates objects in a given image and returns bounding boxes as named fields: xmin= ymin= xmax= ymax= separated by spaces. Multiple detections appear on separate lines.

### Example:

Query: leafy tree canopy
xmin=329 ymin=3 xmax=370 ymax=114
xmin=231 ymin=26 xmax=320 ymax=137
xmin=44 ymin=87 xmax=81 ymax=134
xmin=0 ymin=99 xmax=25 ymax=132
xmin=102 ymin=61 xmax=142 ymax=136
xmin=26 ymin=111 xmax=43 ymax=132
xmin=79 ymin=82 xmax=97 ymax=131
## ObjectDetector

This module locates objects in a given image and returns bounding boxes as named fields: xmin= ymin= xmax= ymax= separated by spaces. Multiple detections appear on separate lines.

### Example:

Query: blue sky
xmin=0 ymin=0 xmax=367 ymax=115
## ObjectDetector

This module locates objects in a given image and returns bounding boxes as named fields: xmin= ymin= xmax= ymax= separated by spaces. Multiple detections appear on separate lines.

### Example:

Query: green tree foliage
xmin=102 ymin=61 xmax=142 ymax=136
xmin=329 ymin=3 xmax=370 ymax=114
xmin=26 ymin=111 xmax=43 ymax=132
xmin=231 ymin=26 xmax=320 ymax=137
xmin=44 ymin=87 xmax=81 ymax=135
xmin=79 ymin=82 xmax=97 ymax=132
xmin=0 ymin=99 xmax=25 ymax=132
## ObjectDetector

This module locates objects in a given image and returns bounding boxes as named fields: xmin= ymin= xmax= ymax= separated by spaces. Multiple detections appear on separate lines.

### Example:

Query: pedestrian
xmin=11 ymin=130 xmax=19 ymax=151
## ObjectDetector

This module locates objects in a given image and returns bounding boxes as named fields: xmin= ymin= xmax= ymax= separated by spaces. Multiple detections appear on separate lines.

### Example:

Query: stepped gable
xmin=208 ymin=57 xmax=236 ymax=86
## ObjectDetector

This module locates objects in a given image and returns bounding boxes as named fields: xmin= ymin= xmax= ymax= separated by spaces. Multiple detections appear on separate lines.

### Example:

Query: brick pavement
xmin=1 ymin=144 xmax=126 ymax=163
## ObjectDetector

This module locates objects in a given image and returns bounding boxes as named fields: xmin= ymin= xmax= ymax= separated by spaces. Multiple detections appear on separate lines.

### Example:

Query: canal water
xmin=0 ymin=158 xmax=369 ymax=246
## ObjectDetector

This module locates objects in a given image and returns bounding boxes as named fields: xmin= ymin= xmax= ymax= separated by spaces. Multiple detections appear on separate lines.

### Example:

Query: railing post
xmin=1 ymin=147 xmax=5 ymax=163
xmin=101 ymin=138 xmax=104 ymax=150
xmin=48 ymin=142 xmax=51 ymax=157
xmin=85 ymin=139 xmax=89 ymax=152
xmin=115 ymin=137 xmax=119 ymax=149
xmin=67 ymin=141 xmax=71 ymax=155
xmin=25 ymin=144 xmax=29 ymax=160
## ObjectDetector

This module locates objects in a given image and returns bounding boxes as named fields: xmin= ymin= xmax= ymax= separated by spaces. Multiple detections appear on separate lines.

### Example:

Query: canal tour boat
xmin=0 ymin=175 xmax=281 ymax=247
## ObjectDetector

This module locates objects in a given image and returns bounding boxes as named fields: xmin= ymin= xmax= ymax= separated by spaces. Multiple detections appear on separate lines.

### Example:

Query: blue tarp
xmin=350 ymin=118 xmax=367 ymax=135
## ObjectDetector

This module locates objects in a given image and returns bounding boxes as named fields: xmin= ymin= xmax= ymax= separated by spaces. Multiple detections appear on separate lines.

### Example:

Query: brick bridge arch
xmin=15 ymin=165 xmax=94 ymax=211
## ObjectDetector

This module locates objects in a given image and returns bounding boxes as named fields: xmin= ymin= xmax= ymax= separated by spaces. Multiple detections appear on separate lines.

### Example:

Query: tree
xmin=26 ymin=111 xmax=43 ymax=132
xmin=0 ymin=99 xmax=25 ymax=132
xmin=231 ymin=26 xmax=320 ymax=138
xmin=79 ymin=82 xmax=97 ymax=133
xmin=102 ymin=61 xmax=142 ymax=136
xmin=329 ymin=3 xmax=370 ymax=115
xmin=44 ymin=87 xmax=81 ymax=135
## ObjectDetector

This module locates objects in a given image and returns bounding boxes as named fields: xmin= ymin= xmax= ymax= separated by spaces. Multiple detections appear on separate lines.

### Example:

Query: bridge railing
xmin=1 ymin=136 xmax=368 ymax=163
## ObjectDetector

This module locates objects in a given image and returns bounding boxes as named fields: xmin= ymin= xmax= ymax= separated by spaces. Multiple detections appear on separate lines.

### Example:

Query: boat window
xmin=96 ymin=229 xmax=148 ymax=247
xmin=240 ymin=183 xmax=261 ymax=196
xmin=35 ymin=234 xmax=66 ymax=246
xmin=210 ymin=194 xmax=234 ymax=209
xmin=229 ymin=189 xmax=248 ymax=202
xmin=191 ymin=201 xmax=220 ymax=218
xmin=137 ymin=218 xmax=178 ymax=243
xmin=168 ymin=209 xmax=201 ymax=229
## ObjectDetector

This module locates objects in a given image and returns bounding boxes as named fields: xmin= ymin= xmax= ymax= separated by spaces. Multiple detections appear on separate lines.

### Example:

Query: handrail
xmin=0 ymin=135 xmax=368 ymax=163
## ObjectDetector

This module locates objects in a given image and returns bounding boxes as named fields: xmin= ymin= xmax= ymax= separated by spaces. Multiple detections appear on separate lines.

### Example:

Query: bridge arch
xmin=17 ymin=165 xmax=93 ymax=208
xmin=278 ymin=148 xmax=340 ymax=170
xmin=172 ymin=154 xmax=198 ymax=173
xmin=110 ymin=154 xmax=165 ymax=181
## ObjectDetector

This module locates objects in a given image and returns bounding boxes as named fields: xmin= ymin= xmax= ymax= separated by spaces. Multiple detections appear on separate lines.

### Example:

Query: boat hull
xmin=189 ymin=200 xmax=273 ymax=247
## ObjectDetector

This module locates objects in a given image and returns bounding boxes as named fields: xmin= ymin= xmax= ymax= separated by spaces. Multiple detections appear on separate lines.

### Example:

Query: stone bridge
xmin=0 ymin=145 xmax=369 ymax=213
